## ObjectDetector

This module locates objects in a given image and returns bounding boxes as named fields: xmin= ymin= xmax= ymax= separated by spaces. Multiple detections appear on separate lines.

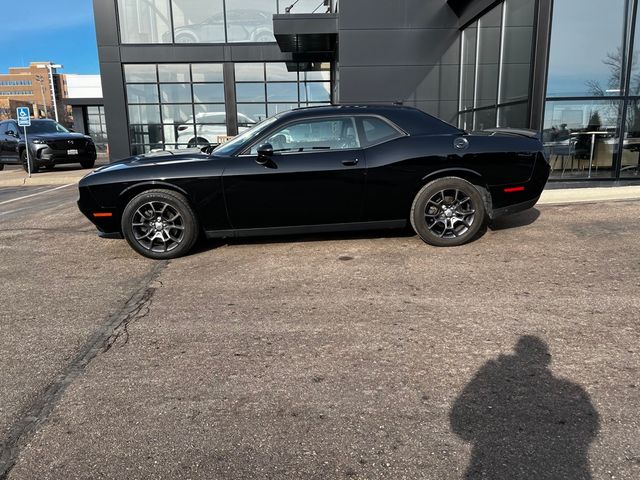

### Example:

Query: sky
xmin=0 ymin=0 xmax=99 ymax=75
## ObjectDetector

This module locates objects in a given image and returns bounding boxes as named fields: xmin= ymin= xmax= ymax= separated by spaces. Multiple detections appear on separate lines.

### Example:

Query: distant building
xmin=0 ymin=62 xmax=66 ymax=122
xmin=65 ymin=75 xmax=108 ymax=152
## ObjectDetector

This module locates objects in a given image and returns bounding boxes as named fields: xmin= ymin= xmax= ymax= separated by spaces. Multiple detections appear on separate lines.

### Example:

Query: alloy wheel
xmin=424 ymin=188 xmax=476 ymax=238
xmin=131 ymin=201 xmax=185 ymax=253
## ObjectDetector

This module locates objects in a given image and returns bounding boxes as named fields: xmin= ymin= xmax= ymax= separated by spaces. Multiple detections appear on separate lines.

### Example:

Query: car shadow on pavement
xmin=450 ymin=335 xmax=599 ymax=479
xmin=488 ymin=208 xmax=541 ymax=231
xmin=191 ymin=228 xmax=417 ymax=253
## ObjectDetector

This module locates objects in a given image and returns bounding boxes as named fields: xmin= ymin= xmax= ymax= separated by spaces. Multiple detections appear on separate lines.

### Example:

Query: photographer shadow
xmin=450 ymin=336 xmax=599 ymax=479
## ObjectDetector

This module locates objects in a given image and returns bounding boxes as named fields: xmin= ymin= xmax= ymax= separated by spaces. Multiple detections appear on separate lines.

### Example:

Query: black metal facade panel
xmin=336 ymin=0 xmax=461 ymax=123
xmin=92 ymin=0 xmax=119 ymax=46
xmin=339 ymin=0 xmax=459 ymax=29
xmin=273 ymin=13 xmax=338 ymax=34
xmin=339 ymin=29 xmax=460 ymax=66
xmin=99 ymin=62 xmax=129 ymax=161
xmin=66 ymin=98 xmax=104 ymax=106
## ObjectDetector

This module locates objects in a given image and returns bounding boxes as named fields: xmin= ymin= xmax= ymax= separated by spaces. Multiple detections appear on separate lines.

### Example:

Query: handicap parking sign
xmin=17 ymin=107 xmax=31 ymax=127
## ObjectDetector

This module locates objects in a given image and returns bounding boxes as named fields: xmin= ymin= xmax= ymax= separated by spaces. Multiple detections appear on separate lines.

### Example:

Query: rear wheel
xmin=410 ymin=177 xmax=486 ymax=247
xmin=188 ymin=137 xmax=210 ymax=148
xmin=80 ymin=158 xmax=95 ymax=169
xmin=0 ymin=163 xmax=4 ymax=171
xmin=21 ymin=150 xmax=39 ymax=173
xmin=122 ymin=189 xmax=199 ymax=259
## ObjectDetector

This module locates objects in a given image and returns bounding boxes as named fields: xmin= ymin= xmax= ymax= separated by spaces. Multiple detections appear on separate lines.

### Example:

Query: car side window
xmin=250 ymin=117 xmax=360 ymax=154
xmin=358 ymin=116 xmax=403 ymax=147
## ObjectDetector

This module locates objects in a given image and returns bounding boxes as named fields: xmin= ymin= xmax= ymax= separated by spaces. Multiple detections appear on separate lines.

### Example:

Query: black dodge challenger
xmin=78 ymin=105 xmax=550 ymax=259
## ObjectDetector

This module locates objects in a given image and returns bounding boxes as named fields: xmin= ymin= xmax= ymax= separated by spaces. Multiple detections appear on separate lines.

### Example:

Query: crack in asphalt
xmin=0 ymin=260 xmax=168 ymax=480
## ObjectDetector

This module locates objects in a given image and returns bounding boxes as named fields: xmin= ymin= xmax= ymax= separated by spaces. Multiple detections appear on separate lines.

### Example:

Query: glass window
xmin=193 ymin=84 xmax=225 ymax=103
xmin=128 ymin=104 xmax=161 ymax=124
xmin=267 ymin=103 xmax=299 ymax=116
xmin=500 ymin=0 xmax=535 ymax=103
xmin=225 ymin=0 xmax=277 ymax=43
xmin=236 ymin=83 xmax=266 ymax=102
xmin=158 ymin=64 xmax=191 ymax=82
xmin=251 ymin=117 xmax=360 ymax=154
xmin=118 ymin=0 xmax=172 ymax=44
xmin=129 ymin=124 xmax=163 ymax=147
xmin=300 ymin=82 xmax=331 ymax=102
xmin=162 ymin=104 xmax=194 ymax=124
xmin=195 ymin=111 xmax=226 ymax=124
xmin=497 ymin=102 xmax=529 ymax=128
xmin=160 ymin=84 xmax=192 ymax=103
xmin=460 ymin=22 xmax=477 ymax=111
xmin=359 ymin=117 xmax=402 ymax=146
xmin=543 ymin=99 xmax=620 ymax=178
xmin=476 ymin=5 xmax=501 ymax=108
xmin=194 ymin=104 xmax=226 ymax=117
xmin=267 ymin=82 xmax=299 ymax=102
xmin=301 ymin=69 xmax=331 ymax=81
xmin=126 ymin=84 xmax=159 ymax=104
xmin=235 ymin=63 xmax=265 ymax=81
xmin=266 ymin=63 xmax=298 ymax=81
xmin=547 ymin=0 xmax=626 ymax=97
xmin=192 ymin=64 xmax=224 ymax=82
xmin=621 ymin=99 xmax=640 ymax=177
xmin=474 ymin=108 xmax=497 ymax=130
xmin=124 ymin=64 xmax=157 ymax=83
xmin=171 ymin=0 xmax=225 ymax=43
xmin=237 ymin=103 xmax=267 ymax=123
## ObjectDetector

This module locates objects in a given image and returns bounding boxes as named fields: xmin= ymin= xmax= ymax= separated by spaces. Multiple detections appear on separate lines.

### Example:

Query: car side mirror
xmin=256 ymin=143 xmax=274 ymax=165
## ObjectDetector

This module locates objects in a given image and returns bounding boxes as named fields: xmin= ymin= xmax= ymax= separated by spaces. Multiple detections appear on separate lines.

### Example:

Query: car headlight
xmin=32 ymin=139 xmax=47 ymax=144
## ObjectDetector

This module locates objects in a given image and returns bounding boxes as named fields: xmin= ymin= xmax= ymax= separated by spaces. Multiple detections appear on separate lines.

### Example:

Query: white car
xmin=176 ymin=112 xmax=255 ymax=147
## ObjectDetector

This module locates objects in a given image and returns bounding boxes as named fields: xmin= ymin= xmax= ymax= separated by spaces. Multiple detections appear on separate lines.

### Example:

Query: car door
xmin=4 ymin=122 xmax=20 ymax=162
xmin=222 ymin=116 xmax=366 ymax=229
xmin=0 ymin=122 xmax=7 ymax=161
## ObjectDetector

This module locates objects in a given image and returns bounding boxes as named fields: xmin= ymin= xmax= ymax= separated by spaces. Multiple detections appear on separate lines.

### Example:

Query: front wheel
xmin=121 ymin=189 xmax=200 ymax=259
xmin=410 ymin=177 xmax=486 ymax=247
xmin=21 ymin=150 xmax=39 ymax=173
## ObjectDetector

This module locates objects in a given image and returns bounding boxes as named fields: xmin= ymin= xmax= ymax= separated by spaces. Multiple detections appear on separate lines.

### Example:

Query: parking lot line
xmin=0 ymin=184 xmax=74 ymax=207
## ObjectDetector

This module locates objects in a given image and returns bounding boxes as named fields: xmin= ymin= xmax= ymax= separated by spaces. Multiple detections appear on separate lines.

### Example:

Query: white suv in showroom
xmin=176 ymin=112 xmax=255 ymax=147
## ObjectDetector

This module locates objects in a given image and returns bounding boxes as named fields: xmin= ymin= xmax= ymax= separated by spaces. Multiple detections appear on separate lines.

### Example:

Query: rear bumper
xmin=492 ymin=196 xmax=540 ymax=218
xmin=488 ymin=154 xmax=550 ymax=219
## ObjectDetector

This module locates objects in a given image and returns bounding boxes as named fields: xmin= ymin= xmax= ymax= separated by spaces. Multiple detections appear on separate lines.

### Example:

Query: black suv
xmin=0 ymin=119 xmax=97 ymax=173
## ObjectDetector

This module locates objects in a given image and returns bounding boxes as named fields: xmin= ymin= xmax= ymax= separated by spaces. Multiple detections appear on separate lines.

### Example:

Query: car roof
xmin=275 ymin=104 xmax=461 ymax=135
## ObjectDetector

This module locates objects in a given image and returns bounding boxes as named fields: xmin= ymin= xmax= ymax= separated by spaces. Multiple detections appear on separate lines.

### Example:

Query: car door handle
xmin=342 ymin=158 xmax=359 ymax=166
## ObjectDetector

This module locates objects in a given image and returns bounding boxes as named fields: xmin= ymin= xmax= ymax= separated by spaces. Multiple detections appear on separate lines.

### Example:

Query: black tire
xmin=122 ymin=189 xmax=199 ymax=260
xmin=80 ymin=159 xmax=95 ymax=169
xmin=21 ymin=149 xmax=39 ymax=173
xmin=410 ymin=177 xmax=486 ymax=247
xmin=0 ymin=163 xmax=4 ymax=171
xmin=44 ymin=164 xmax=55 ymax=171
xmin=187 ymin=137 xmax=210 ymax=148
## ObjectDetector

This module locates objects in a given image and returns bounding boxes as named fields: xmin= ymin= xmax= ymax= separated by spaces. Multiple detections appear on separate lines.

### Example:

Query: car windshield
xmin=25 ymin=120 xmax=70 ymax=134
xmin=213 ymin=116 xmax=278 ymax=156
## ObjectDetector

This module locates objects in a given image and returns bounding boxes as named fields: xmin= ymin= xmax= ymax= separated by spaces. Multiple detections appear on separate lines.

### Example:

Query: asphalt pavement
xmin=0 ymin=184 xmax=638 ymax=479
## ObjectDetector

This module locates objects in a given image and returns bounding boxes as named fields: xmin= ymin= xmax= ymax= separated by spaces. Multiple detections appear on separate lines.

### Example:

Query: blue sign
xmin=17 ymin=107 xmax=31 ymax=127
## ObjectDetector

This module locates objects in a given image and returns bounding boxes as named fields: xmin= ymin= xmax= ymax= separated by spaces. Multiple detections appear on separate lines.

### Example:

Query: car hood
xmin=91 ymin=148 xmax=210 ymax=174
xmin=30 ymin=132 xmax=90 ymax=142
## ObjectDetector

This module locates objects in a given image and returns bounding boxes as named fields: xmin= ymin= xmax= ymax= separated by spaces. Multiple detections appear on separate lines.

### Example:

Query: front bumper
xmin=33 ymin=144 xmax=96 ymax=165
xmin=77 ymin=186 xmax=121 ymax=237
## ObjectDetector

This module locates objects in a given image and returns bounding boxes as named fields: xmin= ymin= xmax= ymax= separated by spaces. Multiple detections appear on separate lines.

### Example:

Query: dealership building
xmin=93 ymin=0 xmax=640 ymax=181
